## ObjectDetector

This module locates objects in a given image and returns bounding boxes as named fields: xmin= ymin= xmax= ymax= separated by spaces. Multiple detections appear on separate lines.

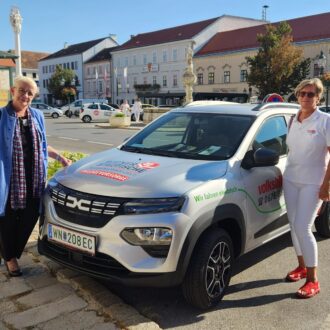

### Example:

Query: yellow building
xmin=0 ymin=51 xmax=17 ymax=107
xmin=193 ymin=12 xmax=330 ymax=102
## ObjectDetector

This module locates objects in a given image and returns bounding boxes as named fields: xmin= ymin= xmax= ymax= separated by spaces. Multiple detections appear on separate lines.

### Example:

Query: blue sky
xmin=1 ymin=0 xmax=329 ymax=53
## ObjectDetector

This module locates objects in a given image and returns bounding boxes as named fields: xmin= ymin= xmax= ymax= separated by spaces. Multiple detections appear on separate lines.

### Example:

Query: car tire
xmin=315 ymin=202 xmax=330 ymax=238
xmin=52 ymin=113 xmax=59 ymax=119
xmin=182 ymin=228 xmax=233 ymax=309
xmin=82 ymin=115 xmax=92 ymax=123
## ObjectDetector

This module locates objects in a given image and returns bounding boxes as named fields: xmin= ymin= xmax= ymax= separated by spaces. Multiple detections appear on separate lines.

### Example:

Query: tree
xmin=47 ymin=65 xmax=77 ymax=102
xmin=246 ymin=22 xmax=310 ymax=98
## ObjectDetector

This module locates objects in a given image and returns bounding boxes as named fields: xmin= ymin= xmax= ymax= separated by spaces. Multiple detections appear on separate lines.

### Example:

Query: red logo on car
xmin=137 ymin=162 xmax=160 ymax=169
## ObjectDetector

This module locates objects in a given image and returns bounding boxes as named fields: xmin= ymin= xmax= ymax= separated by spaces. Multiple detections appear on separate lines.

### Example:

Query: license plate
xmin=48 ymin=223 xmax=96 ymax=255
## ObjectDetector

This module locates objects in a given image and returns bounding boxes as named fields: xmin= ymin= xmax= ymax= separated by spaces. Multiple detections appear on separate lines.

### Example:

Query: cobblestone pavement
xmin=0 ymin=226 xmax=160 ymax=330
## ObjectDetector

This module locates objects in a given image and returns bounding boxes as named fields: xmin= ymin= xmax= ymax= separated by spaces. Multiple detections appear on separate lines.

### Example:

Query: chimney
xmin=63 ymin=42 xmax=68 ymax=49
xmin=130 ymin=35 xmax=135 ymax=39
xmin=109 ymin=34 xmax=117 ymax=41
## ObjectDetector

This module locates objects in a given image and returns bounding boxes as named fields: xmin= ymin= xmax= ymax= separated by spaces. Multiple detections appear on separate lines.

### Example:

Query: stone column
xmin=9 ymin=7 xmax=23 ymax=76
xmin=182 ymin=42 xmax=196 ymax=105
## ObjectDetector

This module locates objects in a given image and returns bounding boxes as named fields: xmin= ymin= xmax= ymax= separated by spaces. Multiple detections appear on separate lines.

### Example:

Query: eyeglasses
xmin=298 ymin=91 xmax=316 ymax=98
xmin=17 ymin=88 xmax=35 ymax=98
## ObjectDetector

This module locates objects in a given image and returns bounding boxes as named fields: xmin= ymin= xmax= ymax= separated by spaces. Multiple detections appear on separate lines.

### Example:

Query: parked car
xmin=79 ymin=103 xmax=119 ymax=123
xmin=319 ymin=105 xmax=329 ymax=113
xmin=31 ymin=102 xmax=63 ymax=118
xmin=38 ymin=101 xmax=330 ymax=309
xmin=62 ymin=99 xmax=108 ymax=117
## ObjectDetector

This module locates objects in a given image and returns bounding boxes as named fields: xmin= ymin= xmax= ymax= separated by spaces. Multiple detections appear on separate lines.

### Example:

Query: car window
xmin=100 ymin=104 xmax=111 ymax=110
xmin=123 ymin=112 xmax=254 ymax=160
xmin=253 ymin=116 xmax=288 ymax=155
xmin=75 ymin=101 xmax=82 ymax=107
xmin=88 ymin=104 xmax=98 ymax=110
xmin=38 ymin=104 xmax=47 ymax=110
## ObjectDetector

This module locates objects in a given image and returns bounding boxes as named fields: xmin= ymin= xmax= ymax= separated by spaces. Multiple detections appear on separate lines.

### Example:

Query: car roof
xmin=172 ymin=101 xmax=300 ymax=117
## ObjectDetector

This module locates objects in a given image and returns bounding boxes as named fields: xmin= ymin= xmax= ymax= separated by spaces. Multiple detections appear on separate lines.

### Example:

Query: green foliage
xmin=114 ymin=112 xmax=125 ymax=117
xmin=246 ymin=22 xmax=310 ymax=98
xmin=47 ymin=151 xmax=87 ymax=180
xmin=48 ymin=65 xmax=77 ymax=101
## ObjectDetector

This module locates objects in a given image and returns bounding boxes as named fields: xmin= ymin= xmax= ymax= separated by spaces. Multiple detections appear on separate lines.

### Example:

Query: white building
xmin=38 ymin=37 xmax=118 ymax=104
xmin=111 ymin=15 xmax=265 ymax=106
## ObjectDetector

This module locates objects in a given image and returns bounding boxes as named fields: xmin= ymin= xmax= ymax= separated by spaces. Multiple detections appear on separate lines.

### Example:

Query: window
xmin=93 ymin=81 xmax=96 ymax=92
xmin=172 ymin=49 xmax=178 ymax=61
xmin=45 ymin=66 xmax=48 ymax=74
xmin=71 ymin=62 xmax=74 ymax=69
xmin=173 ymin=74 xmax=178 ymax=87
xmin=224 ymin=71 xmax=230 ymax=83
xmin=163 ymin=75 xmax=167 ymax=87
xmin=74 ymin=61 xmax=78 ymax=70
xmin=133 ymin=55 xmax=137 ymax=66
xmin=87 ymin=81 xmax=91 ymax=92
xmin=133 ymin=77 xmax=137 ymax=85
xmin=100 ymin=104 xmax=111 ymax=110
xmin=32 ymin=73 xmax=37 ymax=79
xmin=152 ymin=52 xmax=157 ymax=64
xmin=88 ymin=104 xmax=98 ymax=110
xmin=87 ymin=67 xmax=90 ymax=76
xmin=197 ymin=73 xmax=203 ymax=85
xmin=98 ymin=66 xmax=102 ymax=74
xmin=143 ymin=76 xmax=148 ymax=84
xmin=124 ymin=57 xmax=128 ymax=67
xmin=93 ymin=67 xmax=96 ymax=76
xmin=143 ymin=54 xmax=147 ymax=65
xmin=98 ymin=80 xmax=103 ymax=93
xmin=153 ymin=76 xmax=157 ymax=85
xmin=22 ymin=72 xmax=27 ymax=76
xmin=208 ymin=72 xmax=214 ymax=84
xmin=163 ymin=50 xmax=167 ymax=63
xmin=253 ymin=116 xmax=288 ymax=155
xmin=240 ymin=70 xmax=247 ymax=82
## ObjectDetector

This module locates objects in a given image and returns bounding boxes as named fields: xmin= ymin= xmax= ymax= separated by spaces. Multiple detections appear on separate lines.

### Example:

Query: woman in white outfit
xmin=132 ymin=98 xmax=142 ymax=122
xmin=283 ymin=78 xmax=330 ymax=298
xmin=120 ymin=100 xmax=130 ymax=117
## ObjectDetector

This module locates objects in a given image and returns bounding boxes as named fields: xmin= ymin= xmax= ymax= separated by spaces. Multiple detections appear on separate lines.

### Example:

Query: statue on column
xmin=9 ymin=6 xmax=23 ymax=76
xmin=182 ymin=42 xmax=196 ymax=105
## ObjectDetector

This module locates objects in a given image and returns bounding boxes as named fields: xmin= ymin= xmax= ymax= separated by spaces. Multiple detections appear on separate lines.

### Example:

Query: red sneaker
xmin=296 ymin=281 xmax=320 ymax=298
xmin=286 ymin=266 xmax=307 ymax=282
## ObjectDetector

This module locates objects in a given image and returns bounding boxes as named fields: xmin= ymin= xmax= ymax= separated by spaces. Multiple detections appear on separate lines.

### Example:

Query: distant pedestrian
xmin=283 ymin=78 xmax=330 ymax=298
xmin=131 ymin=98 xmax=142 ymax=122
xmin=0 ymin=76 xmax=71 ymax=277
xmin=120 ymin=99 xmax=131 ymax=117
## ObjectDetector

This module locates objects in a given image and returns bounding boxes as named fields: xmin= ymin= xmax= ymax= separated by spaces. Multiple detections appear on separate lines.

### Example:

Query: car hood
xmin=54 ymin=148 xmax=228 ymax=198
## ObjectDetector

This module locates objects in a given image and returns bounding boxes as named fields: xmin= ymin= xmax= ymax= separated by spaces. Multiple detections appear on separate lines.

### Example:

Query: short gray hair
xmin=294 ymin=78 xmax=324 ymax=99
xmin=13 ymin=75 xmax=38 ymax=94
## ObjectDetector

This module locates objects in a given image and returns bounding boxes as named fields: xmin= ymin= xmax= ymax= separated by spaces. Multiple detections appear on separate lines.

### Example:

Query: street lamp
xmin=316 ymin=51 xmax=329 ymax=112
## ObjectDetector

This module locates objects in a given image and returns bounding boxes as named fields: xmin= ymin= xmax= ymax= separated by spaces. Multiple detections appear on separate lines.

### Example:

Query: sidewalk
xmin=95 ymin=122 xmax=146 ymax=130
xmin=0 ymin=226 xmax=160 ymax=330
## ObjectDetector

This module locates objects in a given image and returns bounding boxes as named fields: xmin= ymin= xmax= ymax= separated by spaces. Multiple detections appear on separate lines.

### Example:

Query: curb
xmin=26 ymin=243 xmax=161 ymax=330
xmin=95 ymin=124 xmax=145 ymax=130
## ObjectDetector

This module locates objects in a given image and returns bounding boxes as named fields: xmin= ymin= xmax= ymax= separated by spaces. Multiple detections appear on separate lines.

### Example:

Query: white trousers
xmin=283 ymin=179 xmax=322 ymax=267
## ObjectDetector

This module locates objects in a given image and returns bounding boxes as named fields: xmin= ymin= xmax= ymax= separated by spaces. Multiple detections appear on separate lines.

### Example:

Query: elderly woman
xmin=283 ymin=78 xmax=330 ymax=298
xmin=0 ymin=76 xmax=71 ymax=276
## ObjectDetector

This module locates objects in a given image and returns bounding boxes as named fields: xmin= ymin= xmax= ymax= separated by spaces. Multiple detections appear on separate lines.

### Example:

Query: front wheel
xmin=315 ymin=202 xmax=330 ymax=238
xmin=82 ymin=115 xmax=92 ymax=123
xmin=182 ymin=228 xmax=233 ymax=309
xmin=52 ymin=112 xmax=59 ymax=118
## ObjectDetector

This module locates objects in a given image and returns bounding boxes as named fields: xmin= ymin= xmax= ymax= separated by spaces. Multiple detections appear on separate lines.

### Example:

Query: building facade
xmin=111 ymin=15 xmax=265 ymax=106
xmin=193 ymin=12 xmax=330 ymax=101
xmin=38 ymin=37 xmax=118 ymax=104
xmin=0 ymin=51 xmax=17 ymax=106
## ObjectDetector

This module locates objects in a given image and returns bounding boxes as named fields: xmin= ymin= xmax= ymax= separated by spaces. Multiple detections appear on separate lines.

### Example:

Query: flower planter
xmin=109 ymin=116 xmax=131 ymax=128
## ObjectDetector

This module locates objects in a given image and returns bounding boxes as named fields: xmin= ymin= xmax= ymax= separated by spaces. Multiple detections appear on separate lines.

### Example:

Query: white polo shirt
xmin=284 ymin=108 xmax=330 ymax=185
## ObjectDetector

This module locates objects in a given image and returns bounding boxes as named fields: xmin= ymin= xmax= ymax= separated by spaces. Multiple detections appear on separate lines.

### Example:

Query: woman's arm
xmin=47 ymin=146 xmax=72 ymax=167
xmin=319 ymin=147 xmax=330 ymax=201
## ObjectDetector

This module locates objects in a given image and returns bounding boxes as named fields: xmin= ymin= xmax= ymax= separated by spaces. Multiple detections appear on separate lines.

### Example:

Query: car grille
xmin=49 ymin=184 xmax=128 ymax=228
xmin=41 ymin=238 xmax=129 ymax=276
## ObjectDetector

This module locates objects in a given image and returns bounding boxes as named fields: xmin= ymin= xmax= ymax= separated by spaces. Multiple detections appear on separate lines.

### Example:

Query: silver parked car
xmin=32 ymin=102 xmax=63 ymax=118
xmin=38 ymin=101 xmax=330 ymax=309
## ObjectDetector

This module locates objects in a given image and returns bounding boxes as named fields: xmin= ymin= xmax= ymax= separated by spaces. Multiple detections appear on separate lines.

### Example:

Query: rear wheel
xmin=52 ymin=112 xmax=59 ymax=118
xmin=82 ymin=115 xmax=92 ymax=123
xmin=182 ymin=228 xmax=233 ymax=309
xmin=315 ymin=202 xmax=330 ymax=238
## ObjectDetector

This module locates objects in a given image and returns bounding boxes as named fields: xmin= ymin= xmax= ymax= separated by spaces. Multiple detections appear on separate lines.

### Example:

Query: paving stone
xmin=17 ymin=283 xmax=74 ymax=307
xmin=3 ymin=295 xmax=88 ymax=329
xmin=56 ymin=267 xmax=80 ymax=280
xmin=0 ymin=300 xmax=18 ymax=318
xmin=0 ymin=278 xmax=32 ymax=299
xmin=0 ymin=321 xmax=8 ymax=330
xmin=0 ymin=272 xmax=7 ymax=283
xmin=37 ymin=310 xmax=117 ymax=330
xmin=24 ymin=270 xmax=58 ymax=290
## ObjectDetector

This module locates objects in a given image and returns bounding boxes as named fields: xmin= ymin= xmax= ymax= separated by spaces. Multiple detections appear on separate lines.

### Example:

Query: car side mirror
xmin=241 ymin=148 xmax=279 ymax=170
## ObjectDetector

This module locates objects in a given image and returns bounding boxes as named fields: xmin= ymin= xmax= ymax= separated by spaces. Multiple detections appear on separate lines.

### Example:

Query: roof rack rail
xmin=252 ymin=102 xmax=300 ymax=111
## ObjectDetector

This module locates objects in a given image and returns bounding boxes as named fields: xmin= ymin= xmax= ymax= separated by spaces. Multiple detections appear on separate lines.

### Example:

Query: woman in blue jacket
xmin=0 ymin=76 xmax=71 ymax=276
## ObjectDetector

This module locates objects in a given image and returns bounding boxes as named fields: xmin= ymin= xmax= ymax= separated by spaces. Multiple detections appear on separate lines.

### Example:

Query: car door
xmin=241 ymin=115 xmax=289 ymax=250
xmin=100 ymin=104 xmax=113 ymax=119
xmin=37 ymin=103 xmax=51 ymax=117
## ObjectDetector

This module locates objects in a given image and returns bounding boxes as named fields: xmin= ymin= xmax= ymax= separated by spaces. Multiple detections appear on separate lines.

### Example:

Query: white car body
xmin=79 ymin=103 xmax=120 ymax=123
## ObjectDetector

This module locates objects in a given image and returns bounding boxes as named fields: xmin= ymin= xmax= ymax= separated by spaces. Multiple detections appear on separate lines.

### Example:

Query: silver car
xmin=38 ymin=101 xmax=330 ymax=309
xmin=32 ymin=102 xmax=63 ymax=118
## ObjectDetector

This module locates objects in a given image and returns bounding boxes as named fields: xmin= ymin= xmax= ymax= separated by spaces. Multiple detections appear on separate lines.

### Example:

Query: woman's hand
xmin=56 ymin=154 xmax=72 ymax=167
xmin=319 ymin=181 xmax=330 ymax=201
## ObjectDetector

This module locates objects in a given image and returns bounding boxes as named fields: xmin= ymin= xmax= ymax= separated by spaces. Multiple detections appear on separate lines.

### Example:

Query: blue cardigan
xmin=0 ymin=103 xmax=48 ymax=216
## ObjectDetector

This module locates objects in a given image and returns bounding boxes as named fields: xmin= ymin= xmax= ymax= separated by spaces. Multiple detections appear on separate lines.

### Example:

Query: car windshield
xmin=121 ymin=112 xmax=254 ymax=160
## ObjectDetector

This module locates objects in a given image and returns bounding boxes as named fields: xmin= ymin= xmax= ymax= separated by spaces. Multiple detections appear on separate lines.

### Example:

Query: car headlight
xmin=122 ymin=197 xmax=185 ymax=215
